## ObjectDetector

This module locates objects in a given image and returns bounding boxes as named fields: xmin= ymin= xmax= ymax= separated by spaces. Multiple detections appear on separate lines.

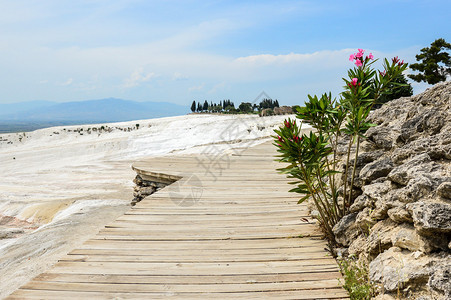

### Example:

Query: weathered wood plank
xmin=8 ymin=288 xmax=349 ymax=300
xmin=33 ymin=272 xmax=341 ymax=284
xmin=5 ymin=141 xmax=347 ymax=299
xmin=45 ymin=261 xmax=340 ymax=275
xmin=21 ymin=279 xmax=342 ymax=293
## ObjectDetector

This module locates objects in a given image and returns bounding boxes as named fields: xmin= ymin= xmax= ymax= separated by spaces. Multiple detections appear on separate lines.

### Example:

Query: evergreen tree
xmin=253 ymin=104 xmax=258 ymax=111
xmin=191 ymin=100 xmax=196 ymax=113
xmin=203 ymin=100 xmax=208 ymax=111
xmin=259 ymin=98 xmax=276 ymax=110
xmin=197 ymin=103 xmax=202 ymax=112
xmin=238 ymin=102 xmax=253 ymax=113
xmin=408 ymin=38 xmax=451 ymax=84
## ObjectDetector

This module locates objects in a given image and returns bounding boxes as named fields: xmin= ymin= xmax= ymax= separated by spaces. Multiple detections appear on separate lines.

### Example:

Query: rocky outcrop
xmin=333 ymin=81 xmax=451 ymax=299
xmin=259 ymin=106 xmax=294 ymax=117
xmin=274 ymin=106 xmax=293 ymax=115
xmin=132 ymin=175 xmax=170 ymax=205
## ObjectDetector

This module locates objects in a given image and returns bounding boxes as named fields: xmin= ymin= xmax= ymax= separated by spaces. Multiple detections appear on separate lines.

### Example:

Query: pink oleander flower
xmin=351 ymin=78 xmax=358 ymax=86
xmin=349 ymin=54 xmax=356 ymax=61
xmin=392 ymin=56 xmax=400 ymax=64
xmin=368 ymin=53 xmax=374 ymax=60
xmin=293 ymin=135 xmax=301 ymax=143
xmin=355 ymin=59 xmax=363 ymax=67
xmin=358 ymin=48 xmax=364 ymax=54
xmin=355 ymin=52 xmax=363 ymax=58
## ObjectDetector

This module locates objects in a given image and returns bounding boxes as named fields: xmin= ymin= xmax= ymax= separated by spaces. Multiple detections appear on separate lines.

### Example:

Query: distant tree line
xmin=190 ymin=98 xmax=279 ymax=114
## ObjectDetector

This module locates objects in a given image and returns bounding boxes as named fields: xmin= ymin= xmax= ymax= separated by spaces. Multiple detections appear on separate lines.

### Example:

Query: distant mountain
xmin=0 ymin=98 xmax=188 ymax=122
xmin=0 ymin=100 xmax=56 ymax=116
xmin=0 ymin=98 xmax=188 ymax=133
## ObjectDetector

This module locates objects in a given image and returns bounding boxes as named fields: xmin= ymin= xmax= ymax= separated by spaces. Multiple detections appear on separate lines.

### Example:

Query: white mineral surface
xmin=0 ymin=113 xmax=298 ymax=298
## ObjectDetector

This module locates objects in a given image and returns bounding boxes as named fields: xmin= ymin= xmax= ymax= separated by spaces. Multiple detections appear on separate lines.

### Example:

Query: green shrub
xmin=339 ymin=258 xmax=375 ymax=300
xmin=274 ymin=49 xmax=408 ymax=242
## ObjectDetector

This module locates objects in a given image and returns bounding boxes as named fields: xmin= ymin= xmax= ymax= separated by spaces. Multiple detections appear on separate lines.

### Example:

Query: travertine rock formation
xmin=333 ymin=81 xmax=451 ymax=299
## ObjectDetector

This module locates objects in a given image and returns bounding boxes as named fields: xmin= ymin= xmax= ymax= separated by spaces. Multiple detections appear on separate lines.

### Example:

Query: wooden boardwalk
xmin=6 ymin=142 xmax=348 ymax=299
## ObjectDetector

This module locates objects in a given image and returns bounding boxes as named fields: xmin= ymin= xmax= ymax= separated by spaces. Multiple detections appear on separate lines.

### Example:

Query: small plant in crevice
xmin=339 ymin=257 xmax=375 ymax=300
xmin=274 ymin=49 xmax=408 ymax=243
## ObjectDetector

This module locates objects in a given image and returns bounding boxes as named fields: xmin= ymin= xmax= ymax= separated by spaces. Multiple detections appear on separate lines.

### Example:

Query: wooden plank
xmin=68 ymin=247 xmax=330 ymax=257
xmin=21 ymin=279 xmax=341 ymax=293
xmin=33 ymin=272 xmax=341 ymax=284
xmin=45 ymin=261 xmax=340 ymax=276
xmin=59 ymin=252 xmax=333 ymax=263
xmin=5 ymin=141 xmax=347 ymax=299
xmin=81 ymin=237 xmax=327 ymax=250
xmin=7 ymin=288 xmax=349 ymax=300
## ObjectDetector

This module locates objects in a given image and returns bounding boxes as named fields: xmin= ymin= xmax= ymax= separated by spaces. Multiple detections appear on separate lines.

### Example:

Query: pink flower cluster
xmin=292 ymin=135 xmax=302 ymax=143
xmin=349 ymin=49 xmax=374 ymax=67
xmin=392 ymin=56 xmax=405 ymax=66
xmin=284 ymin=120 xmax=296 ymax=128
xmin=347 ymin=77 xmax=361 ymax=91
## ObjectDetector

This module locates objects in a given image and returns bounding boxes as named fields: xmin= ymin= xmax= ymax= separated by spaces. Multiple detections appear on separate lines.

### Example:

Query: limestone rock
xmin=348 ymin=234 xmax=367 ymax=257
xmin=387 ymin=153 xmax=435 ymax=186
xmin=369 ymin=247 xmax=433 ymax=292
xmin=349 ymin=180 xmax=392 ymax=213
xmin=332 ymin=213 xmax=360 ymax=246
xmin=273 ymin=106 xmax=293 ymax=115
xmin=333 ymin=82 xmax=451 ymax=299
xmin=359 ymin=158 xmax=394 ymax=184
xmin=366 ymin=219 xmax=396 ymax=255
xmin=371 ymin=199 xmax=390 ymax=220
xmin=350 ymin=194 xmax=373 ymax=213
xmin=387 ymin=206 xmax=412 ymax=224
xmin=366 ymin=127 xmax=394 ymax=150
xmin=407 ymin=201 xmax=451 ymax=235
xmin=391 ymin=224 xmax=433 ymax=253
xmin=342 ymin=150 xmax=385 ymax=187
xmin=259 ymin=108 xmax=274 ymax=117
xmin=428 ymin=263 xmax=451 ymax=298
xmin=437 ymin=182 xmax=451 ymax=199
xmin=355 ymin=207 xmax=377 ymax=233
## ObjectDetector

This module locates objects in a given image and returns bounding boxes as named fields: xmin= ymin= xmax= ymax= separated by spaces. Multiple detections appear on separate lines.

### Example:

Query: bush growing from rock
xmin=274 ymin=49 xmax=408 ymax=242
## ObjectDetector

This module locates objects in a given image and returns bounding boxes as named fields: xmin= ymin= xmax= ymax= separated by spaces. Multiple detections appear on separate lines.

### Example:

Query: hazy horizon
xmin=1 ymin=1 xmax=450 ymax=107
xmin=0 ymin=98 xmax=189 ymax=133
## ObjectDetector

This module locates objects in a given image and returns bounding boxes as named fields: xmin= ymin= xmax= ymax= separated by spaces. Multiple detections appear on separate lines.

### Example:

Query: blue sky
xmin=0 ymin=0 xmax=450 ymax=106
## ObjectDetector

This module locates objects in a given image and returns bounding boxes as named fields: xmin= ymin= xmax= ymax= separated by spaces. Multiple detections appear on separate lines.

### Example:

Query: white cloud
xmin=122 ymin=68 xmax=157 ymax=88
xmin=172 ymin=72 xmax=188 ymax=81
xmin=61 ymin=78 xmax=73 ymax=86
xmin=235 ymin=49 xmax=354 ymax=66
xmin=208 ymin=82 xmax=226 ymax=94
xmin=188 ymin=83 xmax=205 ymax=92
